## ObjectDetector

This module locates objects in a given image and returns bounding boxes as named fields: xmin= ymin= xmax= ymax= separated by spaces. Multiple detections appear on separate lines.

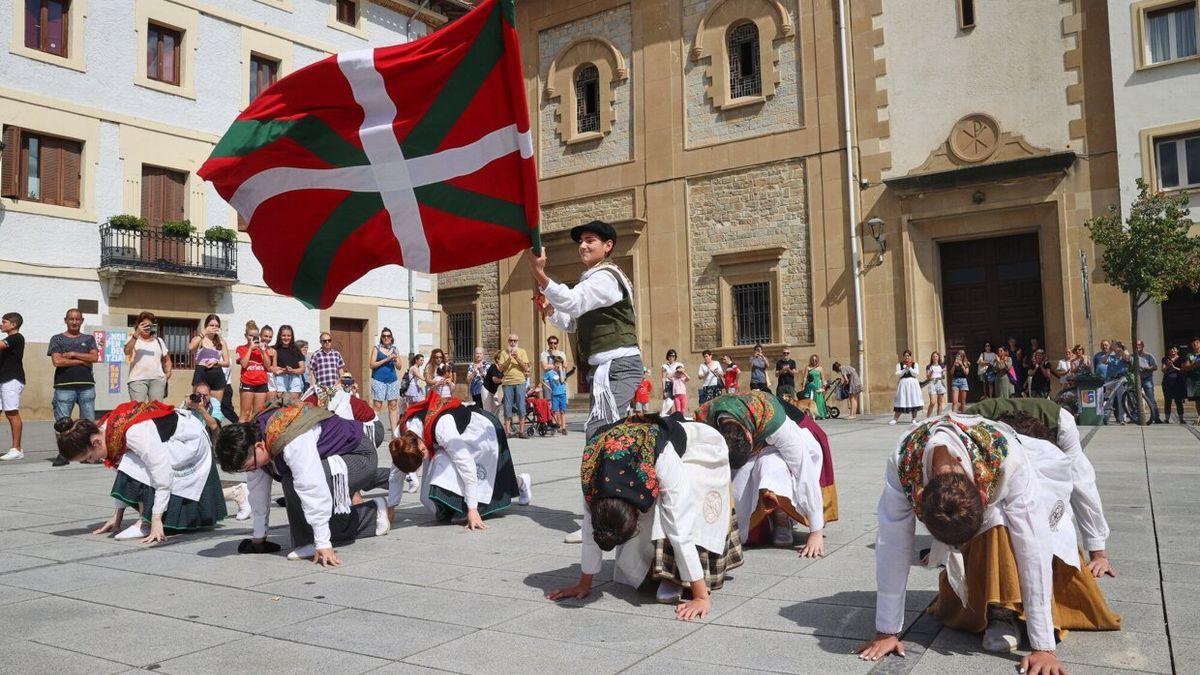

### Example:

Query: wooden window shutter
xmin=60 ymin=138 xmax=81 ymax=207
xmin=1 ymin=126 xmax=21 ymax=198
xmin=166 ymin=169 xmax=186 ymax=220
xmin=40 ymin=136 xmax=62 ymax=205
xmin=142 ymin=166 xmax=161 ymax=228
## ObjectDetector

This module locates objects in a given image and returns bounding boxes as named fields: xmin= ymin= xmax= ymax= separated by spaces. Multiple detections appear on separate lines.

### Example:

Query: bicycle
xmin=1120 ymin=372 xmax=1155 ymax=425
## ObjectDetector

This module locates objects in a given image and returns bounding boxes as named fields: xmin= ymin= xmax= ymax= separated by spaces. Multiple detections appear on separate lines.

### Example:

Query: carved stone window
xmin=574 ymin=64 xmax=600 ymax=134
xmin=546 ymin=37 xmax=627 ymax=145
xmin=727 ymin=22 xmax=762 ymax=99
xmin=691 ymin=0 xmax=794 ymax=110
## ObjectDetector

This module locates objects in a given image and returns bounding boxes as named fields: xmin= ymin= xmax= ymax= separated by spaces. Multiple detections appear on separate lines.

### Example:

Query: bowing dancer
xmin=54 ymin=401 xmax=229 ymax=543
xmin=695 ymin=390 xmax=837 ymax=554
xmin=548 ymin=414 xmax=742 ymax=620
xmin=214 ymin=401 xmax=390 ymax=566
xmin=386 ymin=392 xmax=532 ymax=529
xmin=855 ymin=414 xmax=1120 ymax=674
xmin=302 ymin=384 xmax=387 ymax=449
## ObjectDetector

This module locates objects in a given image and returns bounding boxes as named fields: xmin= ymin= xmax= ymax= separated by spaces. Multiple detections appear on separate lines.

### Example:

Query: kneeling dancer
xmin=548 ymin=415 xmax=742 ymax=621
xmin=56 ymin=401 xmax=228 ymax=543
xmin=388 ymin=392 xmax=531 ymax=530
xmin=696 ymin=390 xmax=836 ymax=556
xmin=215 ymin=401 xmax=389 ymax=567
xmin=855 ymin=414 xmax=1120 ymax=673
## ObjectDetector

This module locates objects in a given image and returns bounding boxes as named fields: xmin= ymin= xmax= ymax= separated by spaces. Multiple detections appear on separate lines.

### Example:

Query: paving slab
xmin=489 ymin=604 xmax=701 ymax=654
xmin=155 ymin=635 xmax=389 ymax=674
xmin=0 ymin=639 xmax=130 ymax=674
xmin=264 ymin=608 xmax=473 ymax=660
xmin=405 ymin=629 xmax=644 ymax=674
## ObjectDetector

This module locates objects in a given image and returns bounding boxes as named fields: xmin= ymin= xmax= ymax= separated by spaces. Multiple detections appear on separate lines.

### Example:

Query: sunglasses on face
xmin=321 ymin=339 xmax=332 ymax=343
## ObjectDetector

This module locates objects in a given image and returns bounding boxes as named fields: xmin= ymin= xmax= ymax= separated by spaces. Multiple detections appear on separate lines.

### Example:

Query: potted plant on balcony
xmin=162 ymin=219 xmax=195 ymax=239
xmin=103 ymin=214 xmax=147 ymax=264
xmin=203 ymin=226 xmax=238 ymax=275
xmin=203 ymin=226 xmax=238 ymax=242
xmin=107 ymin=214 xmax=148 ymax=231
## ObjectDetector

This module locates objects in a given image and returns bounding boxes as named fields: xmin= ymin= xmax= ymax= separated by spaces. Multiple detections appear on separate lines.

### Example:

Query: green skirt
xmin=429 ymin=414 xmax=520 ymax=521
xmin=111 ymin=462 xmax=229 ymax=532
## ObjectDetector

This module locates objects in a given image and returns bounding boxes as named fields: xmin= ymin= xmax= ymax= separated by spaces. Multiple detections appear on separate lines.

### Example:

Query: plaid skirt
xmin=651 ymin=508 xmax=744 ymax=590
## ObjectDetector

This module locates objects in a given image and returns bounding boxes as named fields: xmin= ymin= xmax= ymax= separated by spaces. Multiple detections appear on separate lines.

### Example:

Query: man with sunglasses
xmin=309 ymin=332 xmax=348 ymax=388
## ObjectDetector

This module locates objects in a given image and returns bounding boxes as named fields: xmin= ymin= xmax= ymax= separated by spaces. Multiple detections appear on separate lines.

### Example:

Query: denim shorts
xmin=951 ymin=377 xmax=970 ymax=392
xmin=371 ymin=378 xmax=402 ymax=402
xmin=551 ymin=393 xmax=567 ymax=412
xmin=504 ymin=382 xmax=527 ymax=417
xmin=273 ymin=373 xmax=303 ymax=393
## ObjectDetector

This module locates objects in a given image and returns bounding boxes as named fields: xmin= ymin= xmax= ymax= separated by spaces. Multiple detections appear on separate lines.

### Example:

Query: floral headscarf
xmin=897 ymin=417 xmax=1008 ymax=516
xmin=581 ymin=418 xmax=665 ymax=512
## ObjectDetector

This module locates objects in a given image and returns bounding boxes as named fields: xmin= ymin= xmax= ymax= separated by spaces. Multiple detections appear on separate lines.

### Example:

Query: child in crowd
xmin=544 ymin=356 xmax=569 ymax=434
xmin=0 ymin=312 xmax=26 ymax=461
xmin=722 ymin=355 xmax=741 ymax=394
xmin=633 ymin=368 xmax=652 ymax=413
xmin=672 ymin=364 xmax=690 ymax=417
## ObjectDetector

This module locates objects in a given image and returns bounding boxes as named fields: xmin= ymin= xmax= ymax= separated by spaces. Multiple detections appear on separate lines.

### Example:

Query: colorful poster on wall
xmin=109 ymin=364 xmax=122 ymax=394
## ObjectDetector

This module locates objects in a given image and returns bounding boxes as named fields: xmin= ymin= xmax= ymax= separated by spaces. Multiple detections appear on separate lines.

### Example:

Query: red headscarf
xmin=399 ymin=390 xmax=463 ymax=457
xmin=99 ymin=401 xmax=176 ymax=468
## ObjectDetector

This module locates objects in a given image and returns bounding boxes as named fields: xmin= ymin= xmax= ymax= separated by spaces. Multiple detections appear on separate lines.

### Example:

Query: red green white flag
xmin=198 ymin=0 xmax=538 ymax=309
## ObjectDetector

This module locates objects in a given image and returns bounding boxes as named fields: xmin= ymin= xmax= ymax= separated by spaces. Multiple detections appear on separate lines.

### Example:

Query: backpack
xmin=483 ymin=363 xmax=503 ymax=394
xmin=399 ymin=370 xmax=412 ymax=394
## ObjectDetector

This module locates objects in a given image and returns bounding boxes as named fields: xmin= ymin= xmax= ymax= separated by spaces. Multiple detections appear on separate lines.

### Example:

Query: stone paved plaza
xmin=0 ymin=416 xmax=1192 ymax=674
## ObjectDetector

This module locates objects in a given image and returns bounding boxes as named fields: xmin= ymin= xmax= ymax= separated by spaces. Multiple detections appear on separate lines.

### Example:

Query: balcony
xmin=98 ymin=223 xmax=238 ymax=303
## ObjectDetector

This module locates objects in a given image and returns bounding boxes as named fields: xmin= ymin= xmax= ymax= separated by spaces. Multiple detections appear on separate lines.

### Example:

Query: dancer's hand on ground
xmin=799 ymin=530 xmax=825 ymax=558
xmin=313 ymin=547 xmax=341 ymax=567
xmin=1020 ymin=650 xmax=1067 ymax=675
xmin=853 ymin=633 xmax=905 ymax=661
xmin=465 ymin=508 xmax=489 ymax=531
xmin=547 ymin=580 xmax=592 ymax=601
xmin=93 ymin=515 xmax=121 ymax=535
xmin=1087 ymin=551 xmax=1116 ymax=578
xmin=675 ymin=597 xmax=710 ymax=621
xmin=141 ymin=519 xmax=165 ymax=545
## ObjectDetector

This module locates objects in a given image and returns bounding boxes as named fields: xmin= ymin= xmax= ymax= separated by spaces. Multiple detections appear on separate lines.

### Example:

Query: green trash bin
xmin=1075 ymin=375 xmax=1106 ymax=426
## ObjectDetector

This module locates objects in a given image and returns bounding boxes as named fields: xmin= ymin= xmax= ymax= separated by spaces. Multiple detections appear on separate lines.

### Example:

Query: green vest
xmin=575 ymin=267 xmax=637 ymax=366
xmin=966 ymin=398 xmax=1062 ymax=437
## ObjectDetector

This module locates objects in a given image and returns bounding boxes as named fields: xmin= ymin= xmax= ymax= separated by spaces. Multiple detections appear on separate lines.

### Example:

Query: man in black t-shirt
xmin=0 ymin=312 xmax=26 ymax=461
xmin=46 ymin=308 xmax=99 ymax=466
xmin=775 ymin=347 xmax=798 ymax=398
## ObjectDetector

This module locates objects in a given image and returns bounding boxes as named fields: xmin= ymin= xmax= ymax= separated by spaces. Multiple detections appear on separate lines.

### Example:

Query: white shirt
xmin=698 ymin=361 xmax=723 ymax=387
xmin=580 ymin=443 xmax=705 ymax=586
xmin=763 ymin=418 xmax=826 ymax=532
xmin=1051 ymin=409 xmax=1108 ymax=551
xmin=926 ymin=364 xmax=944 ymax=381
xmin=388 ymin=414 xmax=489 ymax=510
xmin=543 ymin=266 xmax=639 ymax=366
xmin=247 ymin=427 xmax=334 ymax=549
xmin=123 ymin=419 xmax=175 ymax=515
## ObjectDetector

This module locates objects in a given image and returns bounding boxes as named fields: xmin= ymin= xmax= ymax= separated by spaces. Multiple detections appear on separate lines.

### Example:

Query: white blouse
xmin=544 ymin=266 xmax=639 ymax=366
xmin=247 ymin=427 xmax=334 ymax=550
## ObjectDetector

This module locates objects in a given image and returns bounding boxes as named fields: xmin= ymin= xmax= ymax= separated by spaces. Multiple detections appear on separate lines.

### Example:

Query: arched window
xmin=574 ymin=64 xmax=600 ymax=134
xmin=727 ymin=21 xmax=761 ymax=99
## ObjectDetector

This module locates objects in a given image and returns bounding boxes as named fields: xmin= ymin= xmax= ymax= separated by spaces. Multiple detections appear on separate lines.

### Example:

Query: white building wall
xmin=877 ymin=0 xmax=1079 ymax=176
xmin=0 ymin=273 xmax=109 ymax=342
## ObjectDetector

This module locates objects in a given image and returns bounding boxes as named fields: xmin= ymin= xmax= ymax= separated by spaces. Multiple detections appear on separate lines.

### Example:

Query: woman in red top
xmin=722 ymin=355 xmax=741 ymax=394
xmin=236 ymin=320 xmax=270 ymax=422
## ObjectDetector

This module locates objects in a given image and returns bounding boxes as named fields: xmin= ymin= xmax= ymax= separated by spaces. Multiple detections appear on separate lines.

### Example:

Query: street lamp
xmin=866 ymin=216 xmax=886 ymax=259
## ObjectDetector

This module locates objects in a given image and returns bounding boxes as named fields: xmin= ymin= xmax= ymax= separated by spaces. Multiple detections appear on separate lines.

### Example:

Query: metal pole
xmin=837 ymin=0 xmax=868 ymax=413
xmin=408 ymin=268 xmax=416 ymax=357
xmin=1080 ymin=250 xmax=1094 ymax=354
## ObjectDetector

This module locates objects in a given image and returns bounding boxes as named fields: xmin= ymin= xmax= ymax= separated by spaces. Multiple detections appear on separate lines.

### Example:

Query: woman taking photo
xmin=370 ymin=328 xmax=403 ymax=433
xmin=890 ymin=350 xmax=922 ymax=425
xmin=925 ymin=351 xmax=945 ymax=417
xmin=235 ymin=321 xmax=270 ymax=422
xmin=948 ymin=350 xmax=971 ymax=413
xmin=468 ymin=347 xmax=490 ymax=408
xmin=271 ymin=325 xmax=305 ymax=402
xmin=976 ymin=341 xmax=997 ymax=399
xmin=660 ymin=349 xmax=682 ymax=415
xmin=993 ymin=346 xmax=1015 ymax=399
xmin=124 ymin=311 xmax=171 ymax=403
xmin=405 ymin=353 xmax=428 ymax=407
xmin=259 ymin=325 xmax=277 ymax=401
xmin=1162 ymin=346 xmax=1186 ymax=423
xmin=188 ymin=315 xmax=229 ymax=415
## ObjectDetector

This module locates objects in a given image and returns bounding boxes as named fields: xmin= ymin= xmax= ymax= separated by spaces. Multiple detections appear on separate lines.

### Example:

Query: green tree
xmin=1085 ymin=179 xmax=1198 ymax=425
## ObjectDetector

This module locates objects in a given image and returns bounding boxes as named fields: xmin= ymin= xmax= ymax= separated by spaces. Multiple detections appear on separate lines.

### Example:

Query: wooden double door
xmin=940 ymin=233 xmax=1044 ymax=399
xmin=329 ymin=318 xmax=366 ymax=385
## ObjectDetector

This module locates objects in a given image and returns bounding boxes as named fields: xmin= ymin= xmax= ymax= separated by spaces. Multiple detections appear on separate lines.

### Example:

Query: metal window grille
xmin=728 ymin=22 xmax=762 ymax=99
xmin=127 ymin=315 xmax=198 ymax=369
xmin=732 ymin=282 xmax=771 ymax=346
xmin=448 ymin=312 xmax=474 ymax=364
xmin=574 ymin=64 xmax=600 ymax=133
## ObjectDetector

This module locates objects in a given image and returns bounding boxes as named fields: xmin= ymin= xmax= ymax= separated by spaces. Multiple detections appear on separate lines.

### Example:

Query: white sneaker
xmin=232 ymin=484 xmax=252 ymax=520
xmin=656 ymin=580 xmax=682 ymax=604
xmin=0 ymin=448 xmax=24 ymax=461
xmin=563 ymin=528 xmax=583 ymax=544
xmin=373 ymin=497 xmax=390 ymax=536
xmin=114 ymin=521 xmax=149 ymax=540
xmin=287 ymin=544 xmax=316 ymax=560
xmin=910 ymin=419 xmax=919 ymax=425
xmin=982 ymin=614 xmax=1020 ymax=653
xmin=517 ymin=473 xmax=533 ymax=506
xmin=888 ymin=419 xmax=898 ymax=425
xmin=403 ymin=474 xmax=420 ymax=494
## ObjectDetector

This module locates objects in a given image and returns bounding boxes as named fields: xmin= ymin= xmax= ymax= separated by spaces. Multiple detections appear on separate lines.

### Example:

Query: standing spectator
xmin=272 ymin=326 xmax=306 ymax=402
xmin=467 ymin=347 xmax=489 ymax=408
xmin=296 ymin=340 xmax=311 ymax=391
xmin=660 ymin=349 xmax=682 ymax=415
xmin=721 ymin=355 xmax=741 ymax=394
xmin=1162 ymin=346 xmax=1186 ymax=424
xmin=1185 ymin=338 xmax=1200 ymax=425
xmin=891 ymin=349 xmax=922 ymax=425
xmin=925 ymin=351 xmax=945 ymax=417
xmin=1013 ymin=346 xmax=1028 ymax=398
xmin=1134 ymin=340 xmax=1162 ymax=424
xmin=188 ymin=314 xmax=230 ymax=414
xmin=426 ymin=348 xmax=454 ymax=397
xmin=540 ymin=335 xmax=566 ymax=397
xmin=1102 ymin=341 xmax=1131 ymax=425
xmin=697 ymin=349 xmax=723 ymax=404
xmin=404 ymin=353 xmax=428 ymax=405
xmin=1054 ymin=346 xmax=1075 ymax=389
xmin=309 ymin=332 xmax=347 ymax=388
xmin=235 ymin=320 xmax=271 ymax=422
xmin=803 ymin=354 xmax=827 ymax=418
xmin=1028 ymin=349 xmax=1053 ymax=399
xmin=775 ymin=347 xmax=798 ymax=398
xmin=748 ymin=343 xmax=770 ymax=393
xmin=948 ymin=350 xmax=970 ymax=413
xmin=124 ymin=311 xmax=171 ymax=402
xmin=831 ymin=360 xmax=861 ymax=419
xmin=543 ymin=355 xmax=569 ymax=434
xmin=259 ymin=325 xmax=277 ymax=401
xmin=496 ymin=333 xmax=531 ymax=438
xmin=671 ymin=363 xmax=690 ymax=416
xmin=481 ymin=353 xmax=504 ymax=416
xmin=976 ymin=341 xmax=997 ymax=399
xmin=633 ymin=368 xmax=652 ymax=414
xmin=0 ymin=312 xmax=26 ymax=461
xmin=47 ymin=308 xmax=99 ymax=466
xmin=1093 ymin=339 xmax=1113 ymax=380
xmin=370 ymin=327 xmax=402 ymax=432
xmin=993 ymin=346 xmax=1015 ymax=399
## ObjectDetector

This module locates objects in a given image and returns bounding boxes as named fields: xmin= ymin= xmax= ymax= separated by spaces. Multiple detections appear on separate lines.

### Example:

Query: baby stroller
xmin=525 ymin=390 xmax=559 ymax=437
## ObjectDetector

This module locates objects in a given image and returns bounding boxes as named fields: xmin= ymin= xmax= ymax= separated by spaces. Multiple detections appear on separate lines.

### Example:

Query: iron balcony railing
xmin=99 ymin=224 xmax=238 ymax=279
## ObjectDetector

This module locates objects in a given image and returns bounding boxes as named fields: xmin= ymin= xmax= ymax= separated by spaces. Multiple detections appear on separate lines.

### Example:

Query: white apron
xmin=116 ymin=412 xmax=212 ymax=502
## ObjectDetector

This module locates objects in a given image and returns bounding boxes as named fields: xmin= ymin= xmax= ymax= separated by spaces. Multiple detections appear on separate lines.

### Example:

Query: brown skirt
xmin=652 ymin=508 xmax=744 ymax=591
xmin=931 ymin=525 xmax=1122 ymax=638
xmin=749 ymin=483 xmax=839 ymax=532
